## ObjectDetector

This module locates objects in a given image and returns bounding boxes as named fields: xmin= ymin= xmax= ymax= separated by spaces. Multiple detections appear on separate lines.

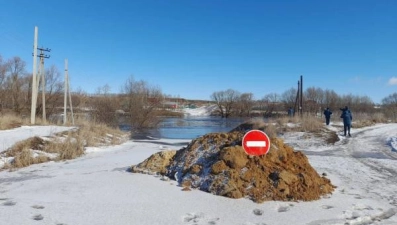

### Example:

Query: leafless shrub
xmin=90 ymin=84 xmax=120 ymax=126
xmin=34 ymin=65 xmax=64 ymax=119
xmin=381 ymin=92 xmax=397 ymax=122
xmin=123 ymin=76 xmax=164 ymax=130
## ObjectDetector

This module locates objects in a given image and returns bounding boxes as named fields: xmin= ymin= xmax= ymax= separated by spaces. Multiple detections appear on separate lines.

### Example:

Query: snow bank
xmin=0 ymin=126 xmax=75 ymax=153
xmin=388 ymin=137 xmax=397 ymax=152
xmin=182 ymin=105 xmax=217 ymax=116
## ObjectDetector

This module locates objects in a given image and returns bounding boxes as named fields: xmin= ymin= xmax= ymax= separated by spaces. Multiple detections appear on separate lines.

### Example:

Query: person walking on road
xmin=323 ymin=107 xmax=332 ymax=125
xmin=340 ymin=106 xmax=353 ymax=137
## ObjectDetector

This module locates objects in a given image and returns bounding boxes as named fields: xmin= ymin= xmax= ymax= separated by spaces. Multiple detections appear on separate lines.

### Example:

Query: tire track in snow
xmin=344 ymin=124 xmax=397 ymax=208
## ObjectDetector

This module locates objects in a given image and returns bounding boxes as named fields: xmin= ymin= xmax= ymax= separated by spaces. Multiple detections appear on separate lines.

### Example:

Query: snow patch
xmin=387 ymin=137 xmax=397 ymax=152
xmin=182 ymin=105 xmax=217 ymax=116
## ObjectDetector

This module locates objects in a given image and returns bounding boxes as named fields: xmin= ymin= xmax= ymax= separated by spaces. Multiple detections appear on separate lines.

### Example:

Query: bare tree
xmin=352 ymin=95 xmax=374 ymax=113
xmin=260 ymin=93 xmax=281 ymax=117
xmin=304 ymin=87 xmax=324 ymax=115
xmin=323 ymin=89 xmax=339 ymax=110
xmin=91 ymin=84 xmax=120 ymax=126
xmin=210 ymin=91 xmax=226 ymax=117
xmin=71 ymin=87 xmax=90 ymax=110
xmin=210 ymin=89 xmax=240 ymax=118
xmin=281 ymin=88 xmax=297 ymax=110
xmin=34 ymin=65 xmax=64 ymax=117
xmin=382 ymin=92 xmax=397 ymax=105
xmin=382 ymin=92 xmax=397 ymax=121
xmin=0 ymin=55 xmax=6 ymax=112
xmin=339 ymin=94 xmax=354 ymax=108
xmin=5 ymin=57 xmax=27 ymax=114
xmin=123 ymin=77 xmax=164 ymax=130
xmin=235 ymin=92 xmax=254 ymax=117
xmin=0 ymin=55 xmax=6 ymax=87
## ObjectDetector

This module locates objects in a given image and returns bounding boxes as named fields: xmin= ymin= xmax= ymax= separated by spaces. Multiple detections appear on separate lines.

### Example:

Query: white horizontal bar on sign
xmin=246 ymin=141 xmax=267 ymax=147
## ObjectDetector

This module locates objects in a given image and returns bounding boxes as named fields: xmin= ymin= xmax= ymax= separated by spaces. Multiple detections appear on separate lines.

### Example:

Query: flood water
xmin=121 ymin=116 xmax=247 ymax=139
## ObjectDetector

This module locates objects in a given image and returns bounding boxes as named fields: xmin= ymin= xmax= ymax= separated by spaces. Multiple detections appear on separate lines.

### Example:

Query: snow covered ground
xmin=0 ymin=126 xmax=75 ymax=153
xmin=1 ymin=122 xmax=397 ymax=225
xmin=183 ymin=105 xmax=218 ymax=116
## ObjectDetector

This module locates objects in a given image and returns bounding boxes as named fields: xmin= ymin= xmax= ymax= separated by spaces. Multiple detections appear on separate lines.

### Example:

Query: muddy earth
xmin=131 ymin=124 xmax=335 ymax=203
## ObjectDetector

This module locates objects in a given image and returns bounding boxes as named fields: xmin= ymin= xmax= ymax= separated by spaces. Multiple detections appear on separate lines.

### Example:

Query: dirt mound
xmin=131 ymin=150 xmax=176 ymax=174
xmin=131 ymin=131 xmax=335 ymax=203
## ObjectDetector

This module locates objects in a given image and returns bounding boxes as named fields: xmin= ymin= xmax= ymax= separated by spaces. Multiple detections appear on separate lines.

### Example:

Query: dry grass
xmin=3 ymin=135 xmax=84 ymax=168
xmin=262 ymin=122 xmax=278 ymax=138
xmin=247 ymin=117 xmax=278 ymax=138
xmin=5 ymin=136 xmax=46 ymax=157
xmin=1 ymin=117 xmax=128 ymax=170
xmin=0 ymin=113 xmax=24 ymax=130
xmin=12 ymin=148 xmax=50 ymax=168
xmin=274 ymin=116 xmax=324 ymax=133
xmin=53 ymin=136 xmax=85 ymax=160
xmin=352 ymin=112 xmax=388 ymax=128
xmin=234 ymin=116 xmax=325 ymax=138
xmin=0 ymin=113 xmax=56 ymax=130
xmin=72 ymin=118 xmax=127 ymax=146
xmin=298 ymin=116 xmax=324 ymax=133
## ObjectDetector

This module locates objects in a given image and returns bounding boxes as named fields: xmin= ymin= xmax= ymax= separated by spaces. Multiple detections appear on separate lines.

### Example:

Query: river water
xmin=121 ymin=116 xmax=246 ymax=139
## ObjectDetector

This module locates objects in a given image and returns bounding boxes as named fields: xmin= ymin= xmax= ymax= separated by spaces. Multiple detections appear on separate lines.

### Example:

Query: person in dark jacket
xmin=340 ymin=106 xmax=352 ymax=136
xmin=287 ymin=107 xmax=294 ymax=117
xmin=323 ymin=107 xmax=332 ymax=125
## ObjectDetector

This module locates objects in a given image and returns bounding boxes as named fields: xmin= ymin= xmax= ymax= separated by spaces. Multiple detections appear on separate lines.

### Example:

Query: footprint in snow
xmin=2 ymin=200 xmax=16 ymax=206
xmin=253 ymin=209 xmax=264 ymax=216
xmin=277 ymin=203 xmax=294 ymax=213
xmin=32 ymin=214 xmax=44 ymax=221
xmin=321 ymin=205 xmax=334 ymax=209
xmin=31 ymin=205 xmax=45 ymax=209
xmin=183 ymin=212 xmax=220 ymax=224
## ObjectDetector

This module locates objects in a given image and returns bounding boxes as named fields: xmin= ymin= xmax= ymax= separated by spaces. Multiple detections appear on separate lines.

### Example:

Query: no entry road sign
xmin=242 ymin=130 xmax=271 ymax=156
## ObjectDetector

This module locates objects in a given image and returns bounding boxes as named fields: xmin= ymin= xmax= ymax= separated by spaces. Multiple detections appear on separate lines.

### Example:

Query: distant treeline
xmin=1 ymin=54 xmax=396 ymax=130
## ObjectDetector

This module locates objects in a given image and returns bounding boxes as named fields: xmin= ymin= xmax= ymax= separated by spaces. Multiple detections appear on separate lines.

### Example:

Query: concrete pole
xmin=67 ymin=73 xmax=74 ymax=125
xmin=64 ymin=59 xmax=68 ymax=125
xmin=31 ymin=26 xmax=38 ymax=124
xmin=41 ymin=56 xmax=46 ymax=123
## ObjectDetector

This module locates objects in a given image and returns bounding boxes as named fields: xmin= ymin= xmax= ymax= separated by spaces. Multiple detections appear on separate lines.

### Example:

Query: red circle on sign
xmin=242 ymin=130 xmax=271 ymax=156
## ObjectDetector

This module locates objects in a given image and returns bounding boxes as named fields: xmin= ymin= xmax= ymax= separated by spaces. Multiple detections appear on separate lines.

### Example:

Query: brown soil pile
xmin=131 ymin=131 xmax=335 ymax=203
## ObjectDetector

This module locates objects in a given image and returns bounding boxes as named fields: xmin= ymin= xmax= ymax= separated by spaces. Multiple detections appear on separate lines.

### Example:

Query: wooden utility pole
xmin=300 ymin=75 xmax=303 ymax=116
xmin=31 ymin=26 xmax=38 ymax=124
xmin=294 ymin=80 xmax=300 ymax=116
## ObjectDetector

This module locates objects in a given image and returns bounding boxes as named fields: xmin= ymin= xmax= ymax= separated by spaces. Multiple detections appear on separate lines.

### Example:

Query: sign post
xmin=242 ymin=130 xmax=271 ymax=156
